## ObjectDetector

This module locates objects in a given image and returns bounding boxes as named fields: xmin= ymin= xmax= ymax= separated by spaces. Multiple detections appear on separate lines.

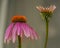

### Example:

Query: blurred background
xmin=0 ymin=0 xmax=60 ymax=48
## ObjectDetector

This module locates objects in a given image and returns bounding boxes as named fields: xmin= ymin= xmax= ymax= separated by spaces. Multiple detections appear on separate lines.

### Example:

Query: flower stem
xmin=44 ymin=19 xmax=48 ymax=48
xmin=18 ymin=36 xmax=21 ymax=48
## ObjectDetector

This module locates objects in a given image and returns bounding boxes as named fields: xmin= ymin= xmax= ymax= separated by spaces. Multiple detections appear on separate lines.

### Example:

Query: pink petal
xmin=32 ymin=30 xmax=39 ymax=40
xmin=17 ymin=23 xmax=21 ymax=35
xmin=22 ymin=23 xmax=30 ymax=38
xmin=12 ymin=23 xmax=18 ymax=43
xmin=30 ymin=30 xmax=35 ymax=40
xmin=49 ymin=5 xmax=56 ymax=11
xmin=6 ymin=31 xmax=12 ymax=43
xmin=26 ymin=24 xmax=39 ymax=40
xmin=36 ymin=6 xmax=44 ymax=12
xmin=4 ymin=23 xmax=14 ymax=43
xmin=20 ymin=30 xmax=24 ymax=37
xmin=17 ymin=23 xmax=24 ymax=37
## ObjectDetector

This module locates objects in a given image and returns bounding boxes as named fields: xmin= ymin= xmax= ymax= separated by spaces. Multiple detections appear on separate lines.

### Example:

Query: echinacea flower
xmin=4 ymin=15 xmax=39 ymax=43
xmin=36 ymin=5 xmax=56 ymax=48
xmin=36 ymin=5 xmax=56 ymax=20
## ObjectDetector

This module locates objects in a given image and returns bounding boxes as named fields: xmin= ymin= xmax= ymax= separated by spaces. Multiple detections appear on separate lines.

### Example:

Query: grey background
xmin=2 ymin=0 xmax=60 ymax=48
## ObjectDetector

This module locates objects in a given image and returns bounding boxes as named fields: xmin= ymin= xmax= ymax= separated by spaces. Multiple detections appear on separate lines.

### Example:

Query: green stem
xmin=44 ymin=19 xmax=48 ymax=48
xmin=18 ymin=36 xmax=21 ymax=48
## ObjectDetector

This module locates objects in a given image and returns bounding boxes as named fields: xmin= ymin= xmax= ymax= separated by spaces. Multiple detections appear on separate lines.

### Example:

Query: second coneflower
xmin=36 ymin=5 xmax=56 ymax=20
xmin=4 ymin=15 xmax=39 ymax=48
xmin=36 ymin=5 xmax=56 ymax=48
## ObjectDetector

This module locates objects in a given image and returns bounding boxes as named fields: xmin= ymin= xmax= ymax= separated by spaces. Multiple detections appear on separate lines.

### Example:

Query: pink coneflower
xmin=36 ymin=5 xmax=56 ymax=48
xmin=4 ymin=15 xmax=39 ymax=43
xmin=36 ymin=5 xmax=56 ymax=20
xmin=36 ymin=5 xmax=56 ymax=13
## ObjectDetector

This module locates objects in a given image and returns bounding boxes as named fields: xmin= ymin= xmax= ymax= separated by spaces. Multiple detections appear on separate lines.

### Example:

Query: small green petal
xmin=40 ymin=13 xmax=45 ymax=20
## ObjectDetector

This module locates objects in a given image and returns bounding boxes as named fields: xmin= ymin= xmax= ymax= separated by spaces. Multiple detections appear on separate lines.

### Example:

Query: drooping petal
xmin=32 ymin=30 xmax=39 ymax=40
xmin=6 ymin=30 xmax=12 ymax=44
xmin=22 ymin=23 xmax=30 ymax=38
xmin=29 ymin=29 xmax=35 ymax=40
xmin=26 ymin=24 xmax=39 ymax=40
xmin=17 ymin=23 xmax=24 ymax=37
xmin=4 ymin=23 xmax=14 ymax=43
xmin=20 ymin=29 xmax=24 ymax=37
xmin=17 ymin=23 xmax=21 ymax=35
xmin=12 ymin=23 xmax=18 ymax=43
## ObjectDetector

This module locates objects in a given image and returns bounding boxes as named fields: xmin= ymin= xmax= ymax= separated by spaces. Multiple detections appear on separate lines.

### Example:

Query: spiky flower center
xmin=11 ymin=15 xmax=27 ymax=22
